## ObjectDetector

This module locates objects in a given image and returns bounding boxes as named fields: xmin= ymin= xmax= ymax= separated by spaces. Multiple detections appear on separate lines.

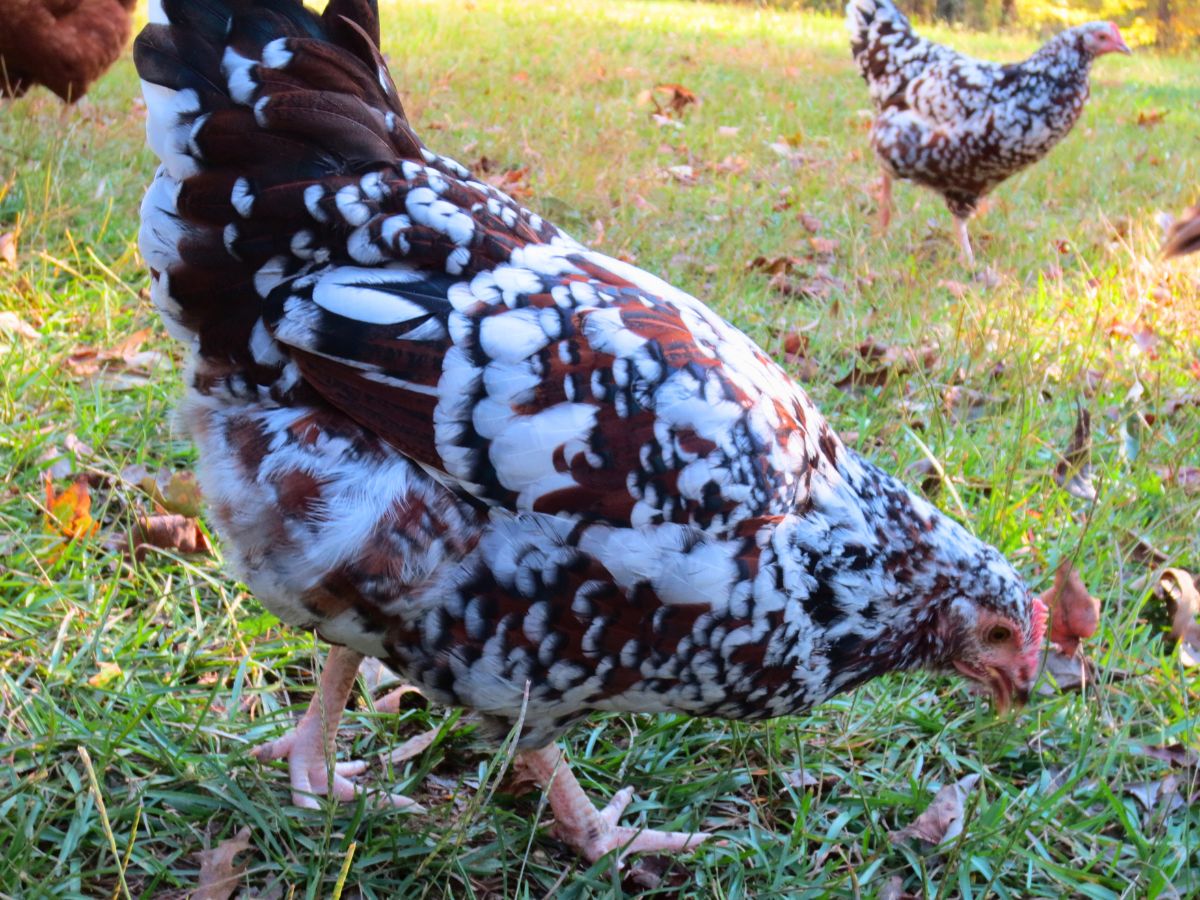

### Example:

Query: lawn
xmin=1 ymin=0 xmax=1199 ymax=896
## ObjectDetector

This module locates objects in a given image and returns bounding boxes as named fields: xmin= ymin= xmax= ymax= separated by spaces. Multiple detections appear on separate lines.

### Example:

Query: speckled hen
xmin=135 ymin=0 xmax=1047 ymax=863
xmin=847 ymin=0 xmax=1130 ymax=264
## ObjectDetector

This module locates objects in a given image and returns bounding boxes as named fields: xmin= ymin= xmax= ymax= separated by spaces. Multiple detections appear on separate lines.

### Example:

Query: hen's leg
xmin=516 ymin=744 xmax=713 ymax=863
xmin=878 ymin=172 xmax=893 ymax=233
xmin=252 ymin=644 xmax=421 ymax=810
xmin=954 ymin=216 xmax=975 ymax=266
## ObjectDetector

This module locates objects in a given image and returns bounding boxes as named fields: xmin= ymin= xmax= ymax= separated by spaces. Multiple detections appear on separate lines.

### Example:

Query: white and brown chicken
xmin=848 ymin=0 xmax=1130 ymax=264
xmin=135 ymin=0 xmax=1047 ymax=863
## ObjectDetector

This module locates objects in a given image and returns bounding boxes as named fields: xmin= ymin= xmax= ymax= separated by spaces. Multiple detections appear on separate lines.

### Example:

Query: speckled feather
xmin=136 ymin=0 xmax=1043 ymax=748
xmin=847 ymin=0 xmax=1119 ymax=217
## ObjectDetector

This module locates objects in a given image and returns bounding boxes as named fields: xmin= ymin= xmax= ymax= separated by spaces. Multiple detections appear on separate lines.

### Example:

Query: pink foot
xmin=252 ymin=716 xmax=423 ymax=812
xmin=517 ymin=745 xmax=714 ymax=864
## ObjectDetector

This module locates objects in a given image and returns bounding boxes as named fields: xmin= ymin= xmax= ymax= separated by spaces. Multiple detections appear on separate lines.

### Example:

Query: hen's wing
xmin=137 ymin=0 xmax=838 ymax=534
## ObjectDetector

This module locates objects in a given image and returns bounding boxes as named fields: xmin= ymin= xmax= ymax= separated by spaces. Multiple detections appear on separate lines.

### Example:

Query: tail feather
xmin=135 ymin=0 xmax=423 ymax=393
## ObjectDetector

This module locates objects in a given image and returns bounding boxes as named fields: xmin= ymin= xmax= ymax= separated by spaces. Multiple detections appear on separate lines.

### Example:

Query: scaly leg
xmin=516 ymin=744 xmax=713 ymax=864
xmin=954 ymin=216 xmax=975 ymax=267
xmin=252 ymin=644 xmax=421 ymax=810
xmin=878 ymin=172 xmax=893 ymax=233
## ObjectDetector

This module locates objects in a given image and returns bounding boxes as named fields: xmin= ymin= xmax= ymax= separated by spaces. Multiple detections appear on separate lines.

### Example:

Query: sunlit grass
xmin=1 ymin=0 xmax=1198 ymax=896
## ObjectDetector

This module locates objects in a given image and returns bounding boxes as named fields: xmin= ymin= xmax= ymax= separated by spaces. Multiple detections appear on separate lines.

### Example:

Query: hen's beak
xmin=954 ymin=661 xmax=1029 ymax=714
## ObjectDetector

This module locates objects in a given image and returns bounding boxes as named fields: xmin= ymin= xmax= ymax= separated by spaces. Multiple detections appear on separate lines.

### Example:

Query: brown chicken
xmin=0 ymin=0 xmax=137 ymax=102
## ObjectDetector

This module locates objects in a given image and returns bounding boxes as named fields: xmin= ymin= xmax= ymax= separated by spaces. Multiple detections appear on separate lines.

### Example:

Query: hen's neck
xmin=1024 ymin=34 xmax=1092 ymax=82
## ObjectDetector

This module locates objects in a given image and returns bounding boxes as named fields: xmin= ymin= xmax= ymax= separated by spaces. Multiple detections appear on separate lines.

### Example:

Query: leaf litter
xmin=891 ymin=773 xmax=980 ymax=847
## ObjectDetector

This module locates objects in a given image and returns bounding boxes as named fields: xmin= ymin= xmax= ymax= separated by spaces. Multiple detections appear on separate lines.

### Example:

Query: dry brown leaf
xmin=1132 ymin=743 xmax=1200 ymax=769
xmin=879 ymin=876 xmax=923 ymax=900
xmin=1136 ymin=108 xmax=1168 ymax=127
xmin=1040 ymin=562 xmax=1100 ymax=657
xmin=943 ymin=386 xmax=997 ymax=424
xmin=0 ymin=311 xmax=38 ymax=341
xmin=129 ymin=514 xmax=212 ymax=560
xmin=799 ymin=213 xmax=823 ymax=233
xmin=783 ymin=768 xmax=820 ymax=790
xmin=769 ymin=270 xmax=845 ymax=302
xmin=747 ymin=255 xmax=803 ymax=276
xmin=1157 ymin=467 xmax=1200 ymax=494
xmin=664 ymin=164 xmax=697 ymax=185
xmin=640 ymin=83 xmax=697 ymax=119
xmin=195 ymin=827 xmax=252 ymax=900
xmin=121 ymin=466 xmax=205 ymax=517
xmin=1158 ymin=568 xmax=1200 ymax=666
xmin=0 ymin=231 xmax=17 ymax=267
xmin=1108 ymin=318 xmax=1159 ymax=359
xmin=891 ymin=774 xmax=979 ymax=846
xmin=1125 ymin=774 xmax=1183 ymax=815
xmin=384 ymin=727 xmax=441 ymax=765
xmin=808 ymin=236 xmax=839 ymax=256
xmin=1037 ymin=648 xmax=1094 ymax=694
xmin=473 ymin=156 xmax=532 ymax=200
xmin=1053 ymin=405 xmax=1095 ymax=501
xmin=835 ymin=338 xmax=938 ymax=392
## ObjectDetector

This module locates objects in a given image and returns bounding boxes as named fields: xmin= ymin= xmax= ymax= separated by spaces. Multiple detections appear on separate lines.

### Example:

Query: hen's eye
xmin=987 ymin=625 xmax=1012 ymax=643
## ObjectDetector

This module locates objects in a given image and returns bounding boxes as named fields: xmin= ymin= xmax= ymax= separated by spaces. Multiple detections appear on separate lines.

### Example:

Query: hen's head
xmin=1077 ymin=22 xmax=1132 ymax=57
xmin=934 ymin=549 xmax=1047 ymax=714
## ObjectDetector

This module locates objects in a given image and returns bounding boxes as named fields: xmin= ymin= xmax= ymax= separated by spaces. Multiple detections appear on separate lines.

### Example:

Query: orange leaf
xmin=43 ymin=474 xmax=99 ymax=541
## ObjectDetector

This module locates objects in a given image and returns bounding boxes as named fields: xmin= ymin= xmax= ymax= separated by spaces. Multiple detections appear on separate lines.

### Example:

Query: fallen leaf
xmin=66 ymin=328 xmax=165 ymax=382
xmin=891 ymin=774 xmax=980 ymax=846
xmin=0 ymin=311 xmax=38 ymax=341
xmin=943 ymin=386 xmax=997 ymax=424
xmin=906 ymin=458 xmax=944 ymax=497
xmin=1132 ymin=743 xmax=1200 ymax=769
xmin=384 ymin=727 xmax=441 ymax=765
xmin=835 ymin=339 xmax=938 ymax=392
xmin=799 ymin=213 xmax=823 ymax=233
xmin=664 ymin=164 xmax=697 ymax=185
xmin=783 ymin=768 xmax=820 ymax=790
xmin=1040 ymin=562 xmax=1100 ymax=657
xmin=88 ymin=661 xmax=123 ymax=688
xmin=808 ymin=237 xmax=838 ymax=256
xmin=195 ymin=827 xmax=252 ymax=900
xmin=43 ymin=475 xmax=100 ymax=542
xmin=879 ymin=876 xmax=922 ymax=900
xmin=128 ymin=514 xmax=212 ymax=560
xmin=1037 ymin=649 xmax=1093 ymax=694
xmin=640 ymin=83 xmax=697 ymax=119
xmin=1136 ymin=108 xmax=1168 ymax=128
xmin=1108 ymin=318 xmax=1159 ymax=359
xmin=769 ymin=269 xmax=845 ymax=302
xmin=747 ymin=255 xmax=803 ymax=276
xmin=0 ymin=231 xmax=17 ymax=267
xmin=473 ymin=156 xmax=532 ymax=200
xmin=1158 ymin=568 xmax=1200 ymax=666
xmin=1157 ymin=466 xmax=1200 ymax=493
xmin=1125 ymin=774 xmax=1183 ymax=815
xmin=121 ymin=466 xmax=204 ymax=517
xmin=1053 ymin=405 xmax=1095 ymax=501
xmin=938 ymin=279 xmax=969 ymax=300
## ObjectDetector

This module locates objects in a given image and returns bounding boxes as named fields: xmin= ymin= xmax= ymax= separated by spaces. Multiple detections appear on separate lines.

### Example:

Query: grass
xmin=1 ymin=0 xmax=1198 ymax=896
